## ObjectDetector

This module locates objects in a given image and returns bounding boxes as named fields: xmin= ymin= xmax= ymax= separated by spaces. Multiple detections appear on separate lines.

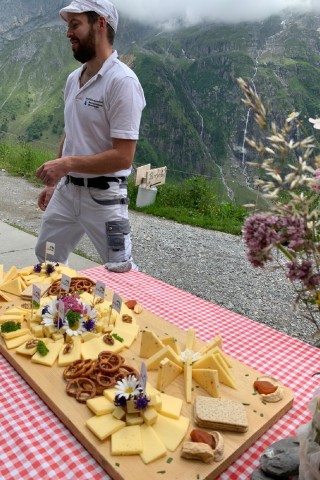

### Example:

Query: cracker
xmin=194 ymin=396 xmax=248 ymax=433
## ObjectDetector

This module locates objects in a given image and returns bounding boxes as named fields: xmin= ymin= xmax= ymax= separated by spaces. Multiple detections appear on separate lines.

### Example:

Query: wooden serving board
xmin=0 ymin=289 xmax=294 ymax=480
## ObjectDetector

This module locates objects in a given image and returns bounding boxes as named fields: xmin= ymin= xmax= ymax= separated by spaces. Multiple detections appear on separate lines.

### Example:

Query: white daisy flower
xmin=309 ymin=118 xmax=320 ymax=130
xmin=180 ymin=349 xmax=201 ymax=363
xmin=115 ymin=375 xmax=140 ymax=399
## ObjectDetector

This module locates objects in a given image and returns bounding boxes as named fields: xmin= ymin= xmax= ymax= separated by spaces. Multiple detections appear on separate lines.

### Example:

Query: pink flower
xmin=286 ymin=260 xmax=320 ymax=289
xmin=242 ymin=214 xmax=279 ymax=267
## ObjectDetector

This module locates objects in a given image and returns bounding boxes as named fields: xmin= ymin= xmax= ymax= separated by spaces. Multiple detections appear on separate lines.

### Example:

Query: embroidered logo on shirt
xmin=84 ymin=97 xmax=103 ymax=109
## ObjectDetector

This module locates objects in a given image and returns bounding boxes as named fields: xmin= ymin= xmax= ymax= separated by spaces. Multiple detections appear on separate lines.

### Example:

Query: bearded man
xmin=35 ymin=0 xmax=146 ymax=272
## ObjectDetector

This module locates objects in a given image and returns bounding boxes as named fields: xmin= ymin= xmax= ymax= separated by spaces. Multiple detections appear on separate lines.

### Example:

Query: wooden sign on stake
xmin=135 ymin=164 xmax=167 ymax=188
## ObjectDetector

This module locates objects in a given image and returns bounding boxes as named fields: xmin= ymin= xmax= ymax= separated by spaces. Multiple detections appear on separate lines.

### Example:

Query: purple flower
xmin=134 ymin=394 xmax=150 ymax=411
xmin=114 ymin=394 xmax=127 ymax=407
xmin=242 ymin=214 xmax=279 ymax=267
xmin=33 ymin=263 xmax=42 ymax=273
xmin=286 ymin=260 xmax=320 ymax=289
xmin=83 ymin=318 xmax=95 ymax=331
xmin=41 ymin=305 xmax=49 ymax=315
xmin=45 ymin=264 xmax=55 ymax=275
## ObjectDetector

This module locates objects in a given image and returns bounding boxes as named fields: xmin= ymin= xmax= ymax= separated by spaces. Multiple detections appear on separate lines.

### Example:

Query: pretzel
xmin=66 ymin=377 xmax=96 ymax=403
xmin=96 ymin=373 xmax=117 ymax=389
xmin=114 ymin=365 xmax=140 ymax=382
xmin=47 ymin=277 xmax=96 ymax=296
xmin=99 ymin=353 xmax=124 ymax=375
xmin=63 ymin=359 xmax=95 ymax=379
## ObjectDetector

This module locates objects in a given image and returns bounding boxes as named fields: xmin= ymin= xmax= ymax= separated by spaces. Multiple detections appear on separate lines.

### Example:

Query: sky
xmin=116 ymin=0 xmax=320 ymax=28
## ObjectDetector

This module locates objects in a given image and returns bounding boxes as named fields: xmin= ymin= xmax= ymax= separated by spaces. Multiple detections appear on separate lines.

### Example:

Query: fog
xmin=116 ymin=0 xmax=320 ymax=28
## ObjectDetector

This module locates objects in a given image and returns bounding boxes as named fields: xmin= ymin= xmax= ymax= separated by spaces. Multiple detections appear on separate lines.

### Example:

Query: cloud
xmin=115 ymin=0 xmax=320 ymax=28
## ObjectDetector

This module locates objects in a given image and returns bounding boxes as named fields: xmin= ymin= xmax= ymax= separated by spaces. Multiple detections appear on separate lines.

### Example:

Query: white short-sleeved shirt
xmin=62 ymin=50 xmax=146 ymax=178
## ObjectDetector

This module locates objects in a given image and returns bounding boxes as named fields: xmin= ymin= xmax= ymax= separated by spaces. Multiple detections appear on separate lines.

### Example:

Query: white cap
xmin=59 ymin=0 xmax=119 ymax=32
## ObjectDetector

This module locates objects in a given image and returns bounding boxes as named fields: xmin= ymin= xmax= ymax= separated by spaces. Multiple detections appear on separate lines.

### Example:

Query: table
xmin=1 ymin=266 xmax=319 ymax=480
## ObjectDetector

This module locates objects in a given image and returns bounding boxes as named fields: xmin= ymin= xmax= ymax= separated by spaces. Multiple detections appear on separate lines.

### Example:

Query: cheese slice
xmin=2 ymin=328 xmax=31 ymax=340
xmin=140 ymin=424 xmax=167 ymax=464
xmin=184 ymin=357 xmax=193 ymax=403
xmin=16 ymin=337 xmax=50 ymax=356
xmin=31 ymin=341 xmax=63 ymax=366
xmin=58 ymin=337 xmax=82 ymax=366
xmin=111 ymin=425 xmax=143 ymax=455
xmin=156 ymin=357 xmax=183 ymax=391
xmin=151 ymin=414 xmax=190 ymax=451
xmin=86 ymin=413 xmax=125 ymax=441
xmin=4 ymin=333 xmax=33 ymax=349
xmin=0 ymin=314 xmax=24 ymax=323
xmin=159 ymin=393 xmax=183 ymax=419
xmin=140 ymin=330 xmax=165 ymax=358
xmin=0 ymin=277 xmax=24 ymax=296
xmin=110 ymin=327 xmax=137 ymax=348
xmin=81 ymin=335 xmax=124 ymax=360
xmin=192 ymin=368 xmax=220 ymax=397
xmin=86 ymin=396 xmax=115 ymax=416
xmin=145 ymin=346 xmax=183 ymax=370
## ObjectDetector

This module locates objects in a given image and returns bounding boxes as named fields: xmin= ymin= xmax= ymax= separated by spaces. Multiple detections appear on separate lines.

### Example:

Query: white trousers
xmin=35 ymin=178 xmax=132 ymax=265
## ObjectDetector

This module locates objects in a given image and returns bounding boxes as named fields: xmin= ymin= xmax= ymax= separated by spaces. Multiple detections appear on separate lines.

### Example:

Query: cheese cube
xmin=31 ymin=325 xmax=44 ymax=338
xmin=126 ymin=398 xmax=140 ymax=414
xmin=86 ymin=413 xmax=125 ymax=441
xmin=159 ymin=393 xmax=183 ymax=419
xmin=111 ymin=425 xmax=142 ymax=455
xmin=113 ymin=406 xmax=126 ymax=420
xmin=126 ymin=414 xmax=144 ymax=426
xmin=86 ymin=396 xmax=115 ymax=416
xmin=140 ymin=424 xmax=167 ymax=464
xmin=151 ymin=414 xmax=189 ymax=451
xmin=142 ymin=407 xmax=158 ymax=426
xmin=148 ymin=393 xmax=162 ymax=411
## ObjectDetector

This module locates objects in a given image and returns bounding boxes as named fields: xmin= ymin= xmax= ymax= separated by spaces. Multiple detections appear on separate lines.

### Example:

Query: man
xmin=35 ymin=0 xmax=146 ymax=272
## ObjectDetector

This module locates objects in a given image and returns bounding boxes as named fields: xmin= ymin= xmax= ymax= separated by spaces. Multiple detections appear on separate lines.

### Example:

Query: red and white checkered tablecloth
xmin=1 ymin=266 xmax=320 ymax=480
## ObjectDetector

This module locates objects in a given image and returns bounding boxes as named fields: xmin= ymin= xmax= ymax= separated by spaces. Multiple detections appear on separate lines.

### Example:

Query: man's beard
xmin=73 ymin=27 xmax=96 ymax=63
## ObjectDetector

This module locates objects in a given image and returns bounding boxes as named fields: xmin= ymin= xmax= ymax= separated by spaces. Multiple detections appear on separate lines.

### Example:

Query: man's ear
xmin=98 ymin=15 xmax=107 ymax=30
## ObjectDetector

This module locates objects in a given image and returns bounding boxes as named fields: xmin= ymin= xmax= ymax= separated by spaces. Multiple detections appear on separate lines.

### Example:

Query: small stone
xmin=251 ymin=468 xmax=276 ymax=479
xmin=260 ymin=437 xmax=300 ymax=478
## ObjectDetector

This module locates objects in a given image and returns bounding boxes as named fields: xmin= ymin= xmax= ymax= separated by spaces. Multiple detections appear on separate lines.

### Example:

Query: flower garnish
xmin=41 ymin=294 xmax=97 ymax=336
xmin=134 ymin=393 xmax=150 ymax=410
xmin=114 ymin=375 xmax=140 ymax=400
xmin=33 ymin=263 xmax=42 ymax=273
xmin=1 ymin=321 xmax=21 ymax=333
xmin=45 ymin=263 xmax=55 ymax=275
xmin=36 ymin=340 xmax=49 ymax=356
xmin=180 ymin=349 xmax=201 ymax=363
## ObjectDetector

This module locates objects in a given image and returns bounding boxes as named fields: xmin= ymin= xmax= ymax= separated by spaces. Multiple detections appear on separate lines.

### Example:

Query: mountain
xmin=1 ymin=1 xmax=320 ymax=204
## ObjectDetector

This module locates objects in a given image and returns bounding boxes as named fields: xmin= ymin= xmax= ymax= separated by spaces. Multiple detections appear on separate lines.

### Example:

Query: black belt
xmin=65 ymin=175 xmax=127 ymax=189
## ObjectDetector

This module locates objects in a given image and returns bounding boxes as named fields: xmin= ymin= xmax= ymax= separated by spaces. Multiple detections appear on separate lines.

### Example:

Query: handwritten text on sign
xmin=146 ymin=167 xmax=167 ymax=188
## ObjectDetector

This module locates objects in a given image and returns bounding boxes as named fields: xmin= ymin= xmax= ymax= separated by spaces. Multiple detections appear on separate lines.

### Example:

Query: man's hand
xmin=38 ymin=186 xmax=55 ymax=211
xmin=36 ymin=158 xmax=70 ymax=186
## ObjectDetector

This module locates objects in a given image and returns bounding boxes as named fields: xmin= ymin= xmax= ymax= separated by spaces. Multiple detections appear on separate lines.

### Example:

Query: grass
xmin=0 ymin=140 xmax=248 ymax=235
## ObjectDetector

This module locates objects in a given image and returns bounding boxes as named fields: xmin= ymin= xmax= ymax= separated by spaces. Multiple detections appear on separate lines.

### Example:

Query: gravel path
xmin=0 ymin=170 xmax=315 ymax=345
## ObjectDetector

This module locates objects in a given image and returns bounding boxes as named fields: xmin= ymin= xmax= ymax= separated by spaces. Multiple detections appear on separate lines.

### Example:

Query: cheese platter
xmin=0 ymin=264 xmax=294 ymax=480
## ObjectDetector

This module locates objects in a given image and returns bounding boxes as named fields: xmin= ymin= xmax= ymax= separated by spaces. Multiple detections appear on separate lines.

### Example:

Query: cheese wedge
xmin=193 ymin=353 xmax=236 ymax=389
xmin=140 ymin=330 xmax=165 ymax=358
xmin=192 ymin=368 xmax=220 ymax=397
xmin=156 ymin=357 xmax=183 ymax=391
xmin=185 ymin=328 xmax=196 ymax=350
xmin=198 ymin=335 xmax=223 ymax=355
xmin=86 ymin=396 xmax=115 ymax=416
xmin=4 ymin=333 xmax=33 ymax=349
xmin=145 ymin=346 xmax=183 ymax=370
xmin=151 ymin=414 xmax=190 ymax=451
xmin=58 ymin=337 xmax=82 ymax=366
xmin=140 ymin=424 xmax=167 ymax=464
xmin=111 ymin=425 xmax=143 ymax=455
xmin=31 ymin=341 xmax=62 ymax=366
xmin=0 ymin=277 xmax=24 ymax=296
xmin=3 ymin=265 xmax=18 ymax=283
xmin=184 ymin=357 xmax=193 ymax=403
xmin=161 ymin=336 xmax=181 ymax=355
xmin=86 ymin=413 xmax=125 ymax=441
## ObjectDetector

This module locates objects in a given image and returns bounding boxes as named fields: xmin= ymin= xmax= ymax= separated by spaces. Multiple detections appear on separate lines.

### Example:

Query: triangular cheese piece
xmin=140 ymin=330 xmax=165 ymax=358
xmin=192 ymin=368 xmax=220 ymax=397
xmin=156 ymin=357 xmax=183 ymax=390
xmin=198 ymin=335 xmax=223 ymax=355
xmin=193 ymin=353 xmax=236 ymax=389
xmin=3 ymin=265 xmax=18 ymax=283
xmin=0 ymin=277 xmax=24 ymax=296
xmin=0 ymin=290 xmax=11 ymax=302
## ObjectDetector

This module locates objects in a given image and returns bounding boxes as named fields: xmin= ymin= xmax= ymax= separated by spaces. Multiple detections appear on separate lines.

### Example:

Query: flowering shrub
xmin=238 ymin=78 xmax=320 ymax=336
